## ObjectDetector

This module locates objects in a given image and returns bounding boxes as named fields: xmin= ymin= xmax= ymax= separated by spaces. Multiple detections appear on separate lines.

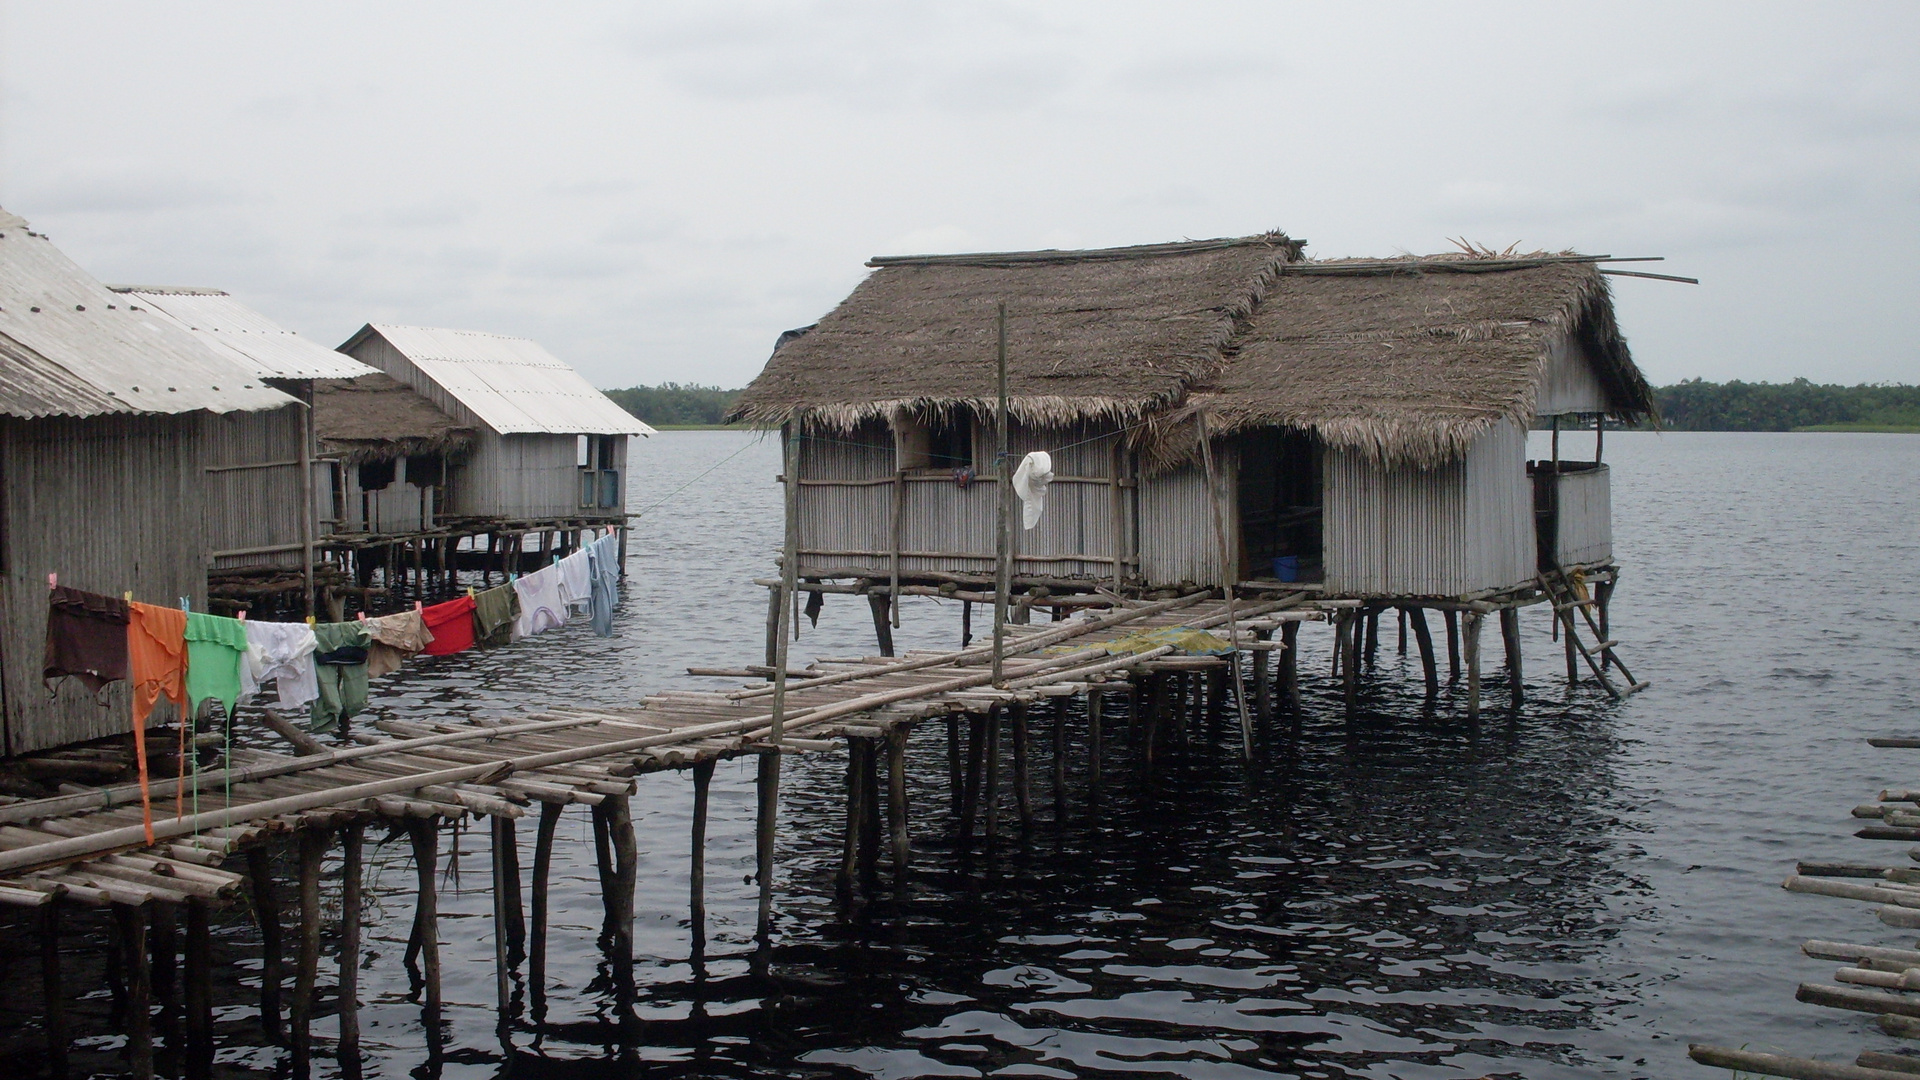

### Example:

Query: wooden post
xmin=1364 ymin=610 xmax=1379 ymax=668
xmin=529 ymin=800 xmax=560 ymax=1017
xmin=1088 ymin=691 xmax=1104 ymax=789
xmin=590 ymin=801 xmax=614 ymax=946
xmin=247 ymin=846 xmax=283 ymax=1041
xmin=1011 ymin=703 xmax=1032 ymax=831
xmin=41 ymin=902 xmax=66 ymax=1079
xmin=299 ymin=393 xmax=317 ymax=617
xmin=839 ymin=740 xmax=864 ymax=897
xmin=772 ymin=421 xmax=801 ymax=742
xmin=1564 ymin=602 xmax=1580 ymax=687
xmin=887 ymin=727 xmax=910 ymax=875
xmin=1408 ymin=608 xmax=1439 ymax=697
xmin=959 ymin=713 xmax=986 ymax=844
xmin=1397 ymin=608 xmax=1407 ymax=653
xmin=764 ymin=584 xmax=782 ymax=669
xmin=860 ymin=737 xmax=882 ymax=882
xmin=1444 ymin=610 xmax=1461 ymax=683
xmin=983 ymin=706 xmax=1003 ymax=842
xmin=150 ymin=901 xmax=178 ymax=1052
xmin=605 ymin=797 xmax=636 ymax=968
xmin=1280 ymin=621 xmax=1300 ymax=710
xmin=992 ymin=301 xmax=1011 ymax=687
xmin=755 ymin=750 xmax=780 ymax=945
xmin=690 ymin=759 xmax=714 ymax=952
xmin=292 ymin=829 xmax=324 ymax=1075
xmin=407 ymin=819 xmax=442 ymax=1029
xmin=338 ymin=824 xmax=362 ymax=1063
xmin=117 ymin=903 xmax=154 ymax=1080
xmin=490 ymin=815 xmax=510 ymax=1018
xmin=946 ymin=716 xmax=962 ymax=813
xmin=1340 ymin=612 xmax=1359 ymax=711
xmin=961 ymin=600 xmax=972 ymax=648
xmin=868 ymin=590 xmax=895 ymax=657
xmin=1597 ymin=576 xmax=1616 ymax=671
xmin=1464 ymin=611 xmax=1484 ymax=720
xmin=1051 ymin=698 xmax=1068 ymax=823
xmin=184 ymin=900 xmax=211 ymax=1079
xmin=1500 ymin=606 xmax=1524 ymax=705
xmin=1252 ymin=627 xmax=1272 ymax=721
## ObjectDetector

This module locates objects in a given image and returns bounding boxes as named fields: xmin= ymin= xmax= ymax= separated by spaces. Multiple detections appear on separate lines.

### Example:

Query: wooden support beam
xmin=603 ymin=797 xmax=637 ymax=1001
xmin=247 ymin=846 xmax=283 ymax=1042
xmin=1087 ymin=691 xmax=1104 ymax=789
xmin=490 ymin=816 xmax=510 ymax=1019
xmin=946 ymin=716 xmax=962 ymax=813
xmin=1500 ymin=607 xmax=1524 ymax=705
xmin=839 ymin=740 xmax=863 ymax=898
xmin=1012 ymin=703 xmax=1032 ymax=831
xmin=868 ymin=591 xmax=895 ymax=657
xmin=117 ymin=902 xmax=155 ymax=1080
xmin=1051 ymin=698 xmax=1068 ymax=824
xmin=337 ymin=825 xmax=362 ymax=1064
xmin=1408 ymin=607 xmax=1439 ymax=697
xmin=150 ymin=901 xmax=179 ymax=1054
xmin=1444 ymin=610 xmax=1461 ymax=683
xmin=184 ymin=900 xmax=211 ymax=1080
xmin=1464 ymin=611 xmax=1484 ymax=720
xmin=983 ymin=706 xmax=1003 ymax=842
xmin=886 ymin=728 xmax=909 ymax=877
xmin=764 ymin=584 xmax=782 ymax=669
xmin=501 ymin=815 xmax=524 ymax=968
xmin=959 ymin=714 xmax=985 ymax=845
xmin=690 ymin=759 xmax=714 ymax=953
xmin=1279 ymin=621 xmax=1301 ymax=710
xmin=1252 ymin=628 xmax=1272 ymax=722
xmin=755 ymin=751 xmax=780 ymax=946
xmin=406 ymin=820 xmax=442 ymax=1031
xmin=529 ymin=801 xmax=559 ymax=1018
xmin=291 ymin=829 xmax=325 ymax=1075
xmin=860 ymin=737 xmax=881 ymax=884
xmin=1340 ymin=612 xmax=1359 ymax=711
xmin=41 ymin=902 xmax=66 ymax=1079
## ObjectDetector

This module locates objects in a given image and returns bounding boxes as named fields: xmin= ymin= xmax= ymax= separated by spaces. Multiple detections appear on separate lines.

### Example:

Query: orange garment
xmin=128 ymin=602 xmax=187 ymax=843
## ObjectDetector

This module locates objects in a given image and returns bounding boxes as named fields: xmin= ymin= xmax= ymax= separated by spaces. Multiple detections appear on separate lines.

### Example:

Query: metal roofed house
xmin=728 ymin=232 xmax=1664 ymax=714
xmin=0 ymin=209 xmax=305 ymax=754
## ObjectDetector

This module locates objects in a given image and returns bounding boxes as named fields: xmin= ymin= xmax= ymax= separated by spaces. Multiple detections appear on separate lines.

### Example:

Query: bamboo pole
xmin=993 ymin=301 xmax=1011 ymax=688
xmin=1690 ymin=1043 xmax=1919 ymax=1080
xmin=337 ymin=825 xmax=362 ymax=1062
xmin=754 ymin=750 xmax=779 ymax=945
xmin=248 ymin=847 xmax=283 ymax=1042
xmin=690 ymin=759 xmax=713 ymax=952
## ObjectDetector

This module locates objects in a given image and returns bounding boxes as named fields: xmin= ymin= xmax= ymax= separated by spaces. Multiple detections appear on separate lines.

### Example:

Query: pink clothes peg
xmin=47 ymin=572 xmax=57 ymax=589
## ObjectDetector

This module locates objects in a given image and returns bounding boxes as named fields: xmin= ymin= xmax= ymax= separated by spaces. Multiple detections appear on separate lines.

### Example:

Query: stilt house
xmin=337 ymin=324 xmax=653 ymax=527
xmin=728 ymin=233 xmax=1654 ymax=601
xmin=310 ymin=372 xmax=476 ymax=536
xmin=0 ymin=211 xmax=305 ymax=755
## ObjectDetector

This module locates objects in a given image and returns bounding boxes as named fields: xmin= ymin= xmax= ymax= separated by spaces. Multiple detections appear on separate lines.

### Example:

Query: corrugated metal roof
xmin=112 ymin=287 xmax=376 ymax=380
xmin=0 ymin=332 xmax=130 ymax=418
xmin=357 ymin=323 xmax=652 ymax=436
xmin=0 ymin=209 xmax=294 ymax=417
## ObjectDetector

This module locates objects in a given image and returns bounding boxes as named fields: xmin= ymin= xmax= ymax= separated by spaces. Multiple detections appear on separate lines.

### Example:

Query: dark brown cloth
xmin=43 ymin=585 xmax=130 ymax=697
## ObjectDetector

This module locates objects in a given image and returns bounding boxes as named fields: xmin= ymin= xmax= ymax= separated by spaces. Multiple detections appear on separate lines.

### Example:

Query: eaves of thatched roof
xmin=313 ymin=371 xmax=476 ymax=465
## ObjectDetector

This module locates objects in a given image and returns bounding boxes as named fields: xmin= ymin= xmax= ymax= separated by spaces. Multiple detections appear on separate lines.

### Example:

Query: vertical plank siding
xmin=202 ymin=406 xmax=308 ymax=569
xmin=1137 ymin=462 xmax=1231 ymax=587
xmin=0 ymin=415 xmax=206 ymax=755
xmin=1550 ymin=465 xmax=1612 ymax=566
xmin=1324 ymin=420 xmax=1534 ymax=597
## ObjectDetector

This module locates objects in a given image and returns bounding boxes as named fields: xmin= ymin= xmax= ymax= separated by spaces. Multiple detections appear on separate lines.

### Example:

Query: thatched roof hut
xmin=313 ymin=372 xmax=475 ymax=465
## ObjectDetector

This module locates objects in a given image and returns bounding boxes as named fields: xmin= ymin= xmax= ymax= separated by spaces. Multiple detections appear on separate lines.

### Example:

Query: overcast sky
xmin=2 ymin=2 xmax=1915 ymax=390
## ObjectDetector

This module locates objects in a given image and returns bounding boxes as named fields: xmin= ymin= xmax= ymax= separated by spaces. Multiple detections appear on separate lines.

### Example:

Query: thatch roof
xmin=726 ymin=233 xmax=1303 ymax=430
xmin=731 ymin=237 xmax=1655 ymax=467
xmin=1156 ymin=255 xmax=1655 ymax=468
xmin=313 ymin=372 xmax=475 ymax=464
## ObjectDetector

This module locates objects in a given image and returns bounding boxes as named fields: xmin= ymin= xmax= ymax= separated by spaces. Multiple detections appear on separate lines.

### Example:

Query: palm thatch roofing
xmin=313 ymin=372 xmax=475 ymax=465
xmin=729 ymin=234 xmax=1656 ymax=467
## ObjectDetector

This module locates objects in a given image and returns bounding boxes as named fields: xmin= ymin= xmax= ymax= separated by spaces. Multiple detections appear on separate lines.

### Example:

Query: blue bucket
xmin=1272 ymin=556 xmax=1299 ymax=582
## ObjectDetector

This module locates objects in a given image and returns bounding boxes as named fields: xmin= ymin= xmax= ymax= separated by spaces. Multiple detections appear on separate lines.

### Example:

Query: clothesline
xmin=40 ymin=533 xmax=626 ymax=847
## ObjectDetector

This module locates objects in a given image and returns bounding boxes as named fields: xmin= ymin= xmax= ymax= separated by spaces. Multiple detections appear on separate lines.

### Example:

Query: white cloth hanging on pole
xmin=1012 ymin=450 xmax=1054 ymax=530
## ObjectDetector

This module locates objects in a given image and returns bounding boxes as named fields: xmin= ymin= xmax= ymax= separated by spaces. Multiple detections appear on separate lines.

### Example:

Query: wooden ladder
xmin=1536 ymin=569 xmax=1650 ymax=700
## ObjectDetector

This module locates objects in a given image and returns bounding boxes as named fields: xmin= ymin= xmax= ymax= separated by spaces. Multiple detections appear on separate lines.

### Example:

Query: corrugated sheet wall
xmin=794 ymin=419 xmax=1129 ymax=580
xmin=453 ymin=432 xmax=626 ymax=520
xmin=1324 ymin=421 xmax=1534 ymax=597
xmin=1137 ymin=460 xmax=1232 ymax=587
xmin=1552 ymin=465 xmax=1612 ymax=565
xmin=0 ymin=414 xmax=206 ymax=755
xmin=202 ymin=406 xmax=308 ymax=569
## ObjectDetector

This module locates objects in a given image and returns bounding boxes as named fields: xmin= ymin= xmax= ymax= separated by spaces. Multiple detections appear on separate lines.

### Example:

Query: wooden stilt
xmin=1408 ymin=607 xmax=1439 ymax=697
xmin=184 ymin=900 xmax=211 ymax=1080
xmin=839 ymin=740 xmax=863 ymax=897
xmin=1596 ymin=577 xmax=1616 ymax=671
xmin=959 ymin=713 xmax=986 ymax=844
xmin=1398 ymin=608 xmax=1408 ymax=653
xmin=1051 ymin=699 xmax=1068 ymax=824
xmin=868 ymin=590 xmax=895 ymax=657
xmin=860 ymin=738 xmax=882 ymax=883
xmin=590 ymin=799 xmax=614 ymax=946
xmin=961 ymin=600 xmax=972 ymax=648
xmin=690 ymin=759 xmax=714 ymax=952
xmin=500 ymin=815 xmax=524 ymax=967
xmin=292 ymin=829 xmax=324 ymax=1075
xmin=764 ymin=584 xmax=782 ymax=668
xmin=529 ymin=801 xmax=560 ymax=1017
xmin=150 ymin=901 xmax=178 ymax=1054
xmin=338 ymin=824 xmax=362 ymax=1065
xmin=1564 ymin=602 xmax=1580 ymax=686
xmin=605 ymin=797 xmax=637 ymax=984
xmin=247 ymin=846 xmax=283 ymax=1042
xmin=1364 ymin=610 xmax=1380 ymax=668
xmin=983 ymin=706 xmax=1003 ymax=842
xmin=1011 ymin=703 xmax=1032 ymax=831
xmin=1500 ymin=606 xmax=1524 ymax=704
xmin=755 ymin=750 xmax=780 ymax=945
xmin=41 ymin=902 xmax=66 ymax=1079
xmin=1252 ymin=628 xmax=1272 ymax=721
xmin=1444 ymin=610 xmax=1461 ymax=683
xmin=1088 ymin=691 xmax=1104 ymax=789
xmin=1340 ymin=612 xmax=1359 ymax=711
xmin=1465 ymin=611 xmax=1484 ymax=720
xmin=117 ymin=903 xmax=154 ymax=1080
xmin=947 ymin=716 xmax=962 ymax=813
xmin=886 ymin=727 xmax=910 ymax=876
xmin=490 ymin=815 xmax=510 ymax=1019
xmin=1142 ymin=674 xmax=1162 ymax=772
xmin=406 ymin=819 xmax=442 ymax=1029
xmin=1280 ymin=621 xmax=1300 ymax=710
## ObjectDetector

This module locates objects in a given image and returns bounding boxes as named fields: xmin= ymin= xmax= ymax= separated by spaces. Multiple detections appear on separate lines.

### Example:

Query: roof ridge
xmin=866 ymin=231 xmax=1300 ymax=269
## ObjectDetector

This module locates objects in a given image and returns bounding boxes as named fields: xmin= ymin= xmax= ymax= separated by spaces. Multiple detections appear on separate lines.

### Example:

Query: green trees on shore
xmin=602 ymin=384 xmax=741 ymax=427
xmin=1653 ymin=379 xmax=1920 ymax=431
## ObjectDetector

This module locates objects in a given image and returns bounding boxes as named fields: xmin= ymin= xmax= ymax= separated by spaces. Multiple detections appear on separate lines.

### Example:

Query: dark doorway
xmin=1235 ymin=429 xmax=1321 ymax=582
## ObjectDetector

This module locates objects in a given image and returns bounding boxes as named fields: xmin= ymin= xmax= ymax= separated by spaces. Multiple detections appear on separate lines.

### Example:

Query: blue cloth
xmin=586 ymin=533 xmax=621 ymax=637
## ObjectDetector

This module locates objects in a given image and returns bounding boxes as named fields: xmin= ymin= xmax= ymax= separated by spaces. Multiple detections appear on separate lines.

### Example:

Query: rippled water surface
xmin=4 ymin=430 xmax=1919 ymax=1079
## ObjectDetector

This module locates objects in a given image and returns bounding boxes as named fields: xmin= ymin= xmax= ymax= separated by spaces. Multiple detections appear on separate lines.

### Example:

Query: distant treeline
xmin=1653 ymin=379 xmax=1920 ymax=431
xmin=602 ymin=383 xmax=742 ymax=427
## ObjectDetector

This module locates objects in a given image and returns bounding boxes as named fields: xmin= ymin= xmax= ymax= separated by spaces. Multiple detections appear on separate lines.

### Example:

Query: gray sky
xmin=3 ymin=2 xmax=1915 ymax=389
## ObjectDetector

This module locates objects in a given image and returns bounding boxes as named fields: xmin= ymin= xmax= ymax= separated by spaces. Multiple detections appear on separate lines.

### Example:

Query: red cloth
xmin=420 ymin=596 xmax=477 ymax=656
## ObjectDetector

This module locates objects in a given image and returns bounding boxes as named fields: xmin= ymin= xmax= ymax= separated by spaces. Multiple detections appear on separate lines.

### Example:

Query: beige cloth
xmin=362 ymin=609 xmax=434 ymax=678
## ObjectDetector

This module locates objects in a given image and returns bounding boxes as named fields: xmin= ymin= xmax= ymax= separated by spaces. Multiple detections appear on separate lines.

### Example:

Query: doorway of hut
xmin=1234 ymin=429 xmax=1322 ymax=584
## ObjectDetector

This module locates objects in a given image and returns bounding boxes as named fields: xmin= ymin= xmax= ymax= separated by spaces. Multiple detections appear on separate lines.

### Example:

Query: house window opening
xmin=358 ymin=458 xmax=396 ymax=492
xmin=895 ymin=413 xmax=973 ymax=472
xmin=1236 ymin=429 xmax=1321 ymax=583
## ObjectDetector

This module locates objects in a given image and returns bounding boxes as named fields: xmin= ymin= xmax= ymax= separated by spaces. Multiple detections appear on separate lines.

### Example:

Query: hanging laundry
xmin=241 ymin=620 xmax=319 ymax=712
xmin=473 ymin=583 xmax=521 ymax=647
xmin=127 ymin=602 xmax=186 ymax=845
xmin=585 ymin=533 xmax=620 ymax=637
xmin=512 ymin=563 xmax=568 ymax=638
xmin=184 ymin=612 xmax=250 ymax=720
xmin=420 ymin=596 xmax=477 ymax=655
xmin=43 ymin=585 xmax=129 ymax=697
xmin=1012 ymin=450 xmax=1054 ymax=529
xmin=363 ymin=608 xmax=433 ymax=677
xmin=556 ymin=548 xmax=592 ymax=613
xmin=310 ymin=622 xmax=371 ymax=734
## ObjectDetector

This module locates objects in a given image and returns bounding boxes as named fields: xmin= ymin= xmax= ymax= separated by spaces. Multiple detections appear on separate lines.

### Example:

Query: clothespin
xmin=47 ymin=572 xmax=57 ymax=590
xmin=467 ymin=586 xmax=475 ymax=598
xmin=414 ymin=600 xmax=423 ymax=613
xmin=236 ymin=610 xmax=247 ymax=622
xmin=305 ymin=615 xmax=316 ymax=627
xmin=180 ymin=596 xmax=191 ymax=614
xmin=356 ymin=611 xmax=366 ymax=621
xmin=123 ymin=591 xmax=133 ymax=603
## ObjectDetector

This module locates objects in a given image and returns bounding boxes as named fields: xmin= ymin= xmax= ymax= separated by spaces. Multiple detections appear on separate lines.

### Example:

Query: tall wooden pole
xmin=886 ymin=727 xmax=910 ymax=875
xmin=772 ymin=419 xmax=801 ymax=743
xmin=690 ymin=759 xmax=714 ymax=953
xmin=1197 ymin=412 xmax=1252 ymax=757
xmin=247 ymin=847 xmax=283 ymax=1042
xmin=992 ymin=302 xmax=1011 ymax=688
xmin=529 ymin=801 xmax=559 ymax=1019
xmin=337 ymin=824 xmax=362 ymax=1065
xmin=292 ymin=830 xmax=324 ymax=1075
xmin=299 ymin=396 xmax=317 ymax=618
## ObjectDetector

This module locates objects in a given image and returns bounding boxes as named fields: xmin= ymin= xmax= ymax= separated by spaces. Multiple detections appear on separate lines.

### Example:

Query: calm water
xmin=3 ymin=429 xmax=1918 ymax=1079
